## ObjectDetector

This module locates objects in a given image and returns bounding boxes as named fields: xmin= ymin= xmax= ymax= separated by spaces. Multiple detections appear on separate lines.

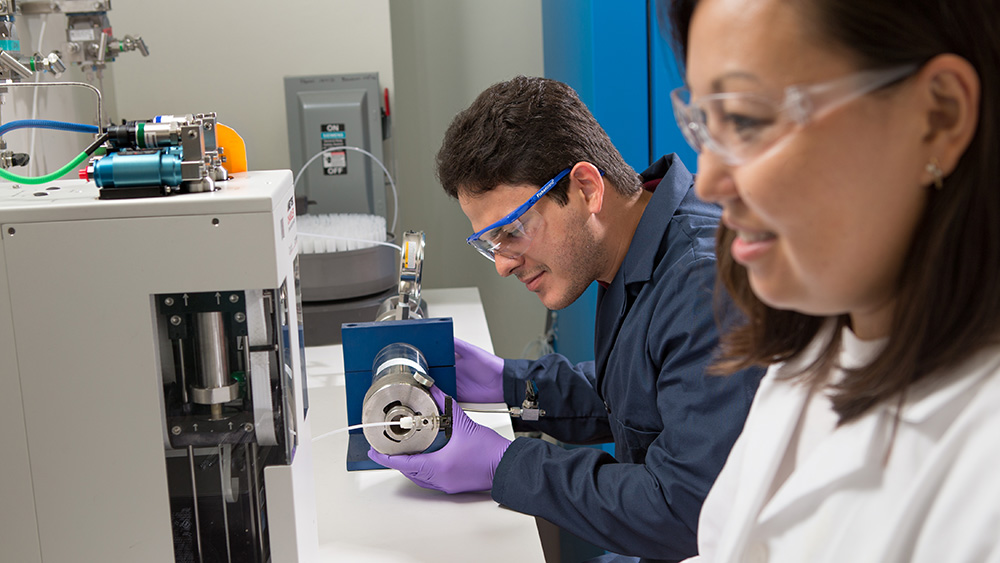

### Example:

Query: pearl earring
xmin=926 ymin=158 xmax=945 ymax=189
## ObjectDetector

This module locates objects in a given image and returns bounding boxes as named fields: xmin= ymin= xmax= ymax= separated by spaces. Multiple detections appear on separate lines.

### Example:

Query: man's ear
xmin=569 ymin=161 xmax=605 ymax=214
xmin=917 ymin=54 xmax=980 ymax=177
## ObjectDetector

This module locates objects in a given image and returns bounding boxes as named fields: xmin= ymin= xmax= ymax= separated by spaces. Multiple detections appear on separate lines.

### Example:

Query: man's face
xmin=459 ymin=183 xmax=603 ymax=310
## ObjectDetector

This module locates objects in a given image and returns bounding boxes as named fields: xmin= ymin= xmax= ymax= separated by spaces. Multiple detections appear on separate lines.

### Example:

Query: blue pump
xmin=90 ymin=146 xmax=183 ymax=189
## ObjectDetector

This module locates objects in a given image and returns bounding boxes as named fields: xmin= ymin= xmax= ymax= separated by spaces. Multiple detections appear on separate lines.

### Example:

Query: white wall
xmin=389 ymin=0 xmax=549 ymax=359
xmin=108 ymin=0 xmax=395 ymax=173
xmin=6 ymin=0 xmax=548 ymax=359
xmin=5 ymin=1 xmax=395 ymax=175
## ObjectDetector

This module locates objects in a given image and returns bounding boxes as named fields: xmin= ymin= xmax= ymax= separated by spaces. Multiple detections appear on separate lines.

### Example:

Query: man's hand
xmin=368 ymin=386 xmax=511 ymax=494
xmin=454 ymin=337 xmax=504 ymax=403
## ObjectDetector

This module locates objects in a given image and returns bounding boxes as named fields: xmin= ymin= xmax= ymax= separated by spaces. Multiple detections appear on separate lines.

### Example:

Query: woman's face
xmin=686 ymin=0 xmax=930 ymax=338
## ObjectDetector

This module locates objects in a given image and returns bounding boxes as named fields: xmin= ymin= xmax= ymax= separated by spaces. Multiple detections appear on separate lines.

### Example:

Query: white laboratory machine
xmin=0 ymin=169 xmax=318 ymax=562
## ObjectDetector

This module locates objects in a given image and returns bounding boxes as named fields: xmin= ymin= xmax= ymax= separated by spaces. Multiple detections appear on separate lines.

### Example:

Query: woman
xmin=665 ymin=0 xmax=999 ymax=560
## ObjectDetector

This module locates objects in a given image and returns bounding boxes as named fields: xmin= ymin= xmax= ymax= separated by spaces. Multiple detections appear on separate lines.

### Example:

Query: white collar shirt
xmin=686 ymin=325 xmax=1000 ymax=563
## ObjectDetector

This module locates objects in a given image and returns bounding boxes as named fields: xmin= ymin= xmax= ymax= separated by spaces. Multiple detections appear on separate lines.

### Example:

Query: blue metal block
xmin=543 ymin=0 xmax=648 ymax=365
xmin=542 ymin=0 xmax=695 ymax=365
xmin=648 ymin=0 xmax=698 ymax=169
xmin=92 ymin=147 xmax=184 ymax=188
xmin=542 ymin=0 xmax=649 ymax=171
xmin=346 ymin=431 xmax=450 ymax=472
xmin=341 ymin=317 xmax=456 ymax=471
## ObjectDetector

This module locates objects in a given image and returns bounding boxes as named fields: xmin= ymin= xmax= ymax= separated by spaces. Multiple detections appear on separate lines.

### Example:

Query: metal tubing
xmin=96 ymin=29 xmax=108 ymax=66
xmin=249 ymin=443 xmax=266 ymax=561
xmin=218 ymin=446 xmax=233 ymax=563
xmin=242 ymin=444 xmax=259 ymax=562
xmin=173 ymin=339 xmax=189 ymax=404
xmin=0 ymin=51 xmax=34 ymax=79
xmin=0 ymin=81 xmax=104 ymax=131
xmin=188 ymin=446 xmax=204 ymax=563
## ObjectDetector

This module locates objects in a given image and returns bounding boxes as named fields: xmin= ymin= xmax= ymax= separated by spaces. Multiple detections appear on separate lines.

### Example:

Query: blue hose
xmin=0 ymin=119 xmax=100 ymax=137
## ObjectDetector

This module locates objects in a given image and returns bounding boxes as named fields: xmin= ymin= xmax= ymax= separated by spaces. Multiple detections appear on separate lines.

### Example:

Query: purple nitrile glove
xmin=453 ymin=337 xmax=504 ymax=403
xmin=368 ymin=385 xmax=511 ymax=494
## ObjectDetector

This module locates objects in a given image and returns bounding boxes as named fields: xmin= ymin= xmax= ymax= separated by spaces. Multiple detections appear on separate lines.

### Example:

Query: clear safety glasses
xmin=670 ymin=64 xmax=918 ymax=165
xmin=466 ymin=168 xmax=571 ymax=262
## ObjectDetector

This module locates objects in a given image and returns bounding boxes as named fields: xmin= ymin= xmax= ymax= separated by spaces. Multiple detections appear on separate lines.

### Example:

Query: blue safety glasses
xmin=466 ymin=168 xmax=571 ymax=262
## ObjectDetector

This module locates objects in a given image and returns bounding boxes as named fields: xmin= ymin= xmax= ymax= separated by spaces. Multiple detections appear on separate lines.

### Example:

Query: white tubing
xmin=312 ymin=418 xmax=414 ymax=442
xmin=29 ymin=15 xmax=48 ymax=177
xmin=293 ymin=145 xmax=399 ymax=234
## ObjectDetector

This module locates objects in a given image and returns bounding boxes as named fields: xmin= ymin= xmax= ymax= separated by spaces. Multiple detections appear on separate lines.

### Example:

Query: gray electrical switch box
xmin=284 ymin=73 xmax=386 ymax=217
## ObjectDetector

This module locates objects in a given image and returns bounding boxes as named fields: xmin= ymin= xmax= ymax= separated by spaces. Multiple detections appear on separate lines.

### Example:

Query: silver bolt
xmin=187 ymin=130 xmax=198 ymax=139
xmin=229 ymin=294 xmax=239 ymax=303
xmin=170 ymin=315 xmax=182 ymax=326
xmin=243 ymin=423 xmax=253 ymax=432
xmin=234 ymin=312 xmax=246 ymax=323
xmin=171 ymin=426 xmax=182 ymax=435
xmin=164 ymin=297 xmax=175 ymax=306
xmin=204 ymin=122 xmax=213 ymax=131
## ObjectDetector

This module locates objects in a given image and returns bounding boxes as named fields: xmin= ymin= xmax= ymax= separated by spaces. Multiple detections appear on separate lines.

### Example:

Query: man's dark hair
xmin=436 ymin=75 xmax=641 ymax=204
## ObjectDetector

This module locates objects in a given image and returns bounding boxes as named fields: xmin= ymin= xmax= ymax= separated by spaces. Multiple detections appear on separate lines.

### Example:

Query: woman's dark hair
xmin=436 ymin=75 xmax=641 ymax=204
xmin=666 ymin=0 xmax=1000 ymax=423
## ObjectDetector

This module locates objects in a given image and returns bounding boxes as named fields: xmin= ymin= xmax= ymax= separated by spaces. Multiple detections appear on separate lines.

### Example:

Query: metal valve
xmin=362 ymin=342 xmax=452 ymax=455
xmin=509 ymin=380 xmax=545 ymax=421
xmin=31 ymin=51 xmax=67 ymax=76
xmin=119 ymin=34 xmax=149 ymax=57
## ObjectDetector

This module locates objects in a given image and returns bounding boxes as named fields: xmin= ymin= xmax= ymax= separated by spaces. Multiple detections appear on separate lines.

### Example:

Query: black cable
xmin=84 ymin=132 xmax=110 ymax=156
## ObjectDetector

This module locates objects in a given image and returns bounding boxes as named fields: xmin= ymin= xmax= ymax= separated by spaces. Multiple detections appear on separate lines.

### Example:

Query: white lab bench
xmin=304 ymin=287 xmax=546 ymax=562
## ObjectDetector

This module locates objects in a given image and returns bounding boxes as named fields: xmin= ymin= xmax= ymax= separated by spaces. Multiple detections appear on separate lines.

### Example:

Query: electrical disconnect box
xmin=284 ymin=73 xmax=386 ymax=217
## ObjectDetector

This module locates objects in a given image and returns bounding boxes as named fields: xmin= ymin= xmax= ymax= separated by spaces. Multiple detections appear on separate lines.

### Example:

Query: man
xmin=369 ymin=76 xmax=764 ymax=562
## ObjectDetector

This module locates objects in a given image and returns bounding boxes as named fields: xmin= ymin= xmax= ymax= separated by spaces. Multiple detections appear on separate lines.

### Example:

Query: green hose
xmin=0 ymin=150 xmax=89 ymax=185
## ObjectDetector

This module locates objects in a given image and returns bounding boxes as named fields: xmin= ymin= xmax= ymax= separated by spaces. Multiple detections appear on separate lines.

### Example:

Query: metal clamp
xmin=509 ymin=380 xmax=545 ymax=421
xmin=398 ymin=231 xmax=424 ymax=308
xmin=374 ymin=230 xmax=425 ymax=321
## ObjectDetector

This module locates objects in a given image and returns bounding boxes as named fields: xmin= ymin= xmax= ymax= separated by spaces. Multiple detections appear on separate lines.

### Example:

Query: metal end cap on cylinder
xmin=362 ymin=382 xmax=441 ymax=455
xmin=363 ymin=342 xmax=439 ymax=455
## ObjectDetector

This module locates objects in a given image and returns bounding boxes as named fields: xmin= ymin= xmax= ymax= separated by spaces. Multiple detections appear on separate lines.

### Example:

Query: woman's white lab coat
xmin=686 ymin=327 xmax=1000 ymax=563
